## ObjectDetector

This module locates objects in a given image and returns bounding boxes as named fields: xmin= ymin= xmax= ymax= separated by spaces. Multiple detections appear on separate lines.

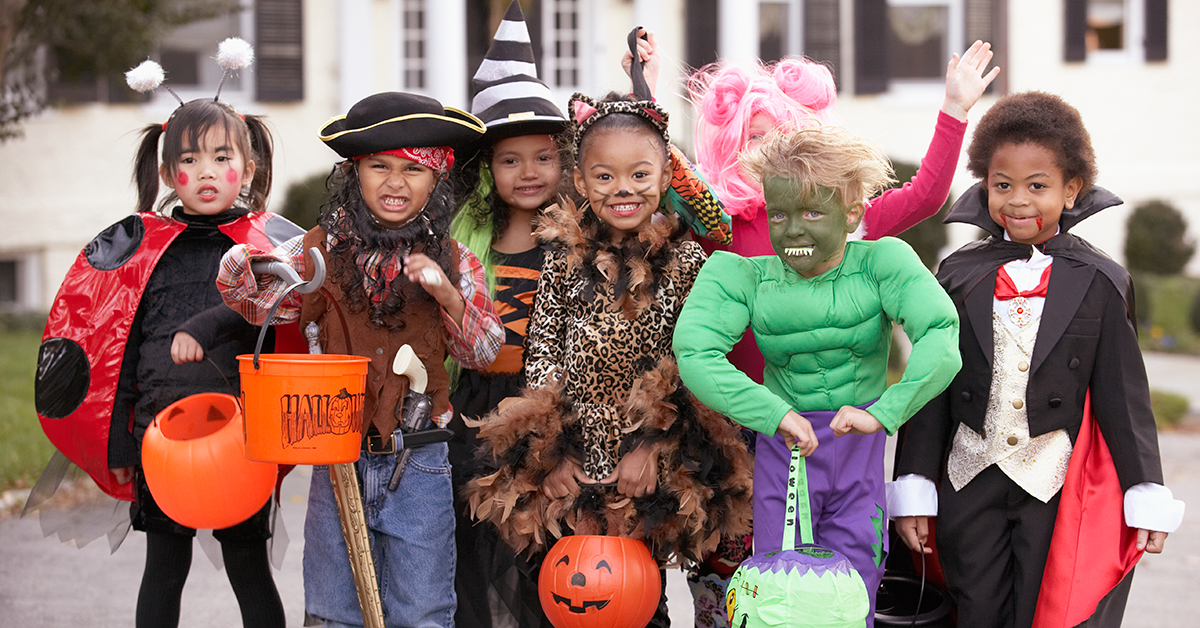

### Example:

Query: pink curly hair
xmin=688 ymin=57 xmax=837 ymax=220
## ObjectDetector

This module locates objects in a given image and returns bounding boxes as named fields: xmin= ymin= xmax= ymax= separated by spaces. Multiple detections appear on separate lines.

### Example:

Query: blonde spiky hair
xmin=739 ymin=125 xmax=895 ymax=209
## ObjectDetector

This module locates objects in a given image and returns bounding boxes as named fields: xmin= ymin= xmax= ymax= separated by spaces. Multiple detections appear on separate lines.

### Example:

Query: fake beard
xmin=338 ymin=199 xmax=434 ymax=253
xmin=322 ymin=199 xmax=443 ymax=328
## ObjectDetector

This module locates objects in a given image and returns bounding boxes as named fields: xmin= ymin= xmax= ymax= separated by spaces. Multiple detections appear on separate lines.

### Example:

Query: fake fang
xmin=784 ymin=247 xmax=814 ymax=257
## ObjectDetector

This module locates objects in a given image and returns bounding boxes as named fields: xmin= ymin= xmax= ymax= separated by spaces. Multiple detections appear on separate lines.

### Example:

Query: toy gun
xmin=387 ymin=345 xmax=453 ymax=491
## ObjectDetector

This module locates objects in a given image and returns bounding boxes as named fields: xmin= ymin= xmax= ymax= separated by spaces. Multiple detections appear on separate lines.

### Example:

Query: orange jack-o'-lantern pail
xmin=538 ymin=535 xmax=660 ymax=628
xmin=238 ymin=354 xmax=371 ymax=465
xmin=141 ymin=393 xmax=277 ymax=530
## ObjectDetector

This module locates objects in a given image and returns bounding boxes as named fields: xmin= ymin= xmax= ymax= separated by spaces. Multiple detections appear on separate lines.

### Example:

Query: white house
xmin=0 ymin=0 xmax=1194 ymax=313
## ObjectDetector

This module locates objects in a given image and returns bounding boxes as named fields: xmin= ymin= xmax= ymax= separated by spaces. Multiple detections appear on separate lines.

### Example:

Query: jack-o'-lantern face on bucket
xmin=538 ymin=535 xmax=660 ymax=628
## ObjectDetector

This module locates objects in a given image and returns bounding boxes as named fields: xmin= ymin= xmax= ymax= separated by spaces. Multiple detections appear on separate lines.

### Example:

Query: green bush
xmin=889 ymin=161 xmax=949 ymax=270
xmin=1150 ymin=390 xmax=1190 ymax=428
xmin=278 ymin=170 xmax=332 ymax=230
xmin=1136 ymin=274 xmax=1200 ymax=354
xmin=1124 ymin=200 xmax=1195 ymax=275
xmin=1131 ymin=272 xmax=1153 ymax=329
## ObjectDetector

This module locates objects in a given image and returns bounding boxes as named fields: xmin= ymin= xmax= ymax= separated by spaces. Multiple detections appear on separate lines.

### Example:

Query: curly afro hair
xmin=967 ymin=91 xmax=1097 ymax=196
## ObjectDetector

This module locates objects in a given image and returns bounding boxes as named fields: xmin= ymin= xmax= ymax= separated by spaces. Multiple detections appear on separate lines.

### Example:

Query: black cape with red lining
xmin=916 ymin=183 xmax=1148 ymax=626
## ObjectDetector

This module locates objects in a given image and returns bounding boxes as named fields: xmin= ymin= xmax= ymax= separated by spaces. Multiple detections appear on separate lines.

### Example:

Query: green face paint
xmin=764 ymin=176 xmax=859 ymax=278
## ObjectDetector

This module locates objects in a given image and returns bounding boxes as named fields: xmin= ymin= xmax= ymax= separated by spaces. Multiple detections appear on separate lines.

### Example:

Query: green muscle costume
xmin=674 ymin=237 xmax=961 ymax=435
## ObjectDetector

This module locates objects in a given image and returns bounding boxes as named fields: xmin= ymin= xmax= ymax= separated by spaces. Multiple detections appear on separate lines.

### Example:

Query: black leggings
xmin=135 ymin=532 xmax=285 ymax=628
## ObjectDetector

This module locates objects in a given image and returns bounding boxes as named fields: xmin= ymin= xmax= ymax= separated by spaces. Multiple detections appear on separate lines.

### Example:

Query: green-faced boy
xmin=674 ymin=125 xmax=960 ymax=623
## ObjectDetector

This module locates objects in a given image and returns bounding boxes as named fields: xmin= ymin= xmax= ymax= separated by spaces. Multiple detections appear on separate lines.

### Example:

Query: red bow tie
xmin=994 ymin=265 xmax=1052 ymax=300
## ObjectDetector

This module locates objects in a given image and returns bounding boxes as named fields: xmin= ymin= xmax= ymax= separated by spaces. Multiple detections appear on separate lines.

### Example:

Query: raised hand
xmin=621 ymin=28 xmax=660 ymax=99
xmin=942 ymin=40 xmax=1001 ymax=121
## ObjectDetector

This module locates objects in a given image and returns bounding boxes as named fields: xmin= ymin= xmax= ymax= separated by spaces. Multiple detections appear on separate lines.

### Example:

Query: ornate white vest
xmin=947 ymin=259 xmax=1073 ymax=503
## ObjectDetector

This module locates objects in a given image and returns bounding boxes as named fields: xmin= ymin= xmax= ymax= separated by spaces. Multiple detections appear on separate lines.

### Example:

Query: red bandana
xmin=352 ymin=146 xmax=454 ymax=172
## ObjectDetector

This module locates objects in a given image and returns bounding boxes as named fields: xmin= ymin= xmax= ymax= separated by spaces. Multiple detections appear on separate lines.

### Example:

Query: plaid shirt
xmin=218 ymin=233 xmax=503 ymax=427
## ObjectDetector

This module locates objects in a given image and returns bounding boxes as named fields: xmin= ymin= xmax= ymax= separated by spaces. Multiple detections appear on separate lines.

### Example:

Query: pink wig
xmin=688 ymin=57 xmax=837 ymax=220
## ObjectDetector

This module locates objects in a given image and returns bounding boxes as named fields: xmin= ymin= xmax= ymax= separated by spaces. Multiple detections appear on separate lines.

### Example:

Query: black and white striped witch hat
xmin=470 ymin=0 xmax=567 ymax=142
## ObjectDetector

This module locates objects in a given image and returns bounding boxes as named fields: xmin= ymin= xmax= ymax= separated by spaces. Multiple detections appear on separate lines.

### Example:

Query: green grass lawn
xmin=0 ymin=329 xmax=54 ymax=491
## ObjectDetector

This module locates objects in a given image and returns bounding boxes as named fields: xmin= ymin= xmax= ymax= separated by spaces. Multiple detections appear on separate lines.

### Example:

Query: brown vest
xmin=299 ymin=227 xmax=458 ymax=435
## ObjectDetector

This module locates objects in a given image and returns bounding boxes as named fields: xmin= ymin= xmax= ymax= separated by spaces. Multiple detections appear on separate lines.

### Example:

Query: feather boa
xmin=535 ymin=197 xmax=691 ymax=320
xmin=464 ymin=358 xmax=754 ymax=565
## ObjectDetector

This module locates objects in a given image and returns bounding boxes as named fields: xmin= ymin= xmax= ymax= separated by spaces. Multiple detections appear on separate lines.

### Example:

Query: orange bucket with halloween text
xmin=238 ymin=353 xmax=371 ymax=464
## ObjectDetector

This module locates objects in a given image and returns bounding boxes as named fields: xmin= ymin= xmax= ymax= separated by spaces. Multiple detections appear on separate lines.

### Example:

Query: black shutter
xmin=1145 ymin=0 xmax=1168 ymax=62
xmin=854 ymin=0 xmax=889 ymax=94
xmin=685 ymin=0 xmax=719 ymax=70
xmin=256 ymin=0 xmax=304 ymax=102
xmin=1064 ymin=0 xmax=1087 ymax=62
xmin=803 ymin=0 xmax=841 ymax=88
xmin=965 ymin=0 xmax=1006 ymax=94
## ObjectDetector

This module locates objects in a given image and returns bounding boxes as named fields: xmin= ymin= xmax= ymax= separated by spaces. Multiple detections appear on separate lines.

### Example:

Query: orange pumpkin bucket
xmin=238 ymin=353 xmax=370 ymax=464
xmin=141 ymin=393 xmax=277 ymax=530
xmin=539 ymin=535 xmax=661 ymax=628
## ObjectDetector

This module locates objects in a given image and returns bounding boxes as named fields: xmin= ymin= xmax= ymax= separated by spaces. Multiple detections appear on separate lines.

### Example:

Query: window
xmin=887 ymin=0 xmax=963 ymax=82
xmin=159 ymin=0 xmax=304 ymax=103
xmin=150 ymin=8 xmax=252 ymax=105
xmin=1087 ymin=0 xmax=1127 ymax=51
xmin=0 ymin=260 xmax=16 ymax=306
xmin=1065 ymin=0 xmax=1166 ymax=62
xmin=403 ymin=0 xmax=426 ymax=89
xmin=543 ymin=0 xmax=580 ymax=88
xmin=0 ymin=254 xmax=40 ymax=312
xmin=759 ymin=2 xmax=793 ymax=64
xmin=856 ymin=0 xmax=964 ymax=95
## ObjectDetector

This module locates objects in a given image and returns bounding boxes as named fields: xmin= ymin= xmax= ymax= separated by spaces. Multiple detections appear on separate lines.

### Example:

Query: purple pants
xmin=753 ymin=404 xmax=887 ymax=627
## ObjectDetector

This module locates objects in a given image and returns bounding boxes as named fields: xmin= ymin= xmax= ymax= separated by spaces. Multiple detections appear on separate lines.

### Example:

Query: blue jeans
xmin=303 ymin=443 xmax=456 ymax=628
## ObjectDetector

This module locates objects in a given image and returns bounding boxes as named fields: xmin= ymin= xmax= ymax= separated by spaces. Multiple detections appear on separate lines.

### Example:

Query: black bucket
xmin=874 ymin=572 xmax=954 ymax=627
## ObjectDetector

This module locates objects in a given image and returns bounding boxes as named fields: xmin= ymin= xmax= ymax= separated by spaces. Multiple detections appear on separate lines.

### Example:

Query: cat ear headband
xmin=125 ymin=38 xmax=254 ymax=127
xmin=567 ymin=93 xmax=670 ymax=161
xmin=566 ymin=27 xmax=732 ymax=244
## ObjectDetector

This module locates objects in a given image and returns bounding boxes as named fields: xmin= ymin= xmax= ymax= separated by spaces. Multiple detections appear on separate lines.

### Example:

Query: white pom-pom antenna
xmin=125 ymin=60 xmax=165 ymax=93
xmin=216 ymin=37 xmax=254 ymax=70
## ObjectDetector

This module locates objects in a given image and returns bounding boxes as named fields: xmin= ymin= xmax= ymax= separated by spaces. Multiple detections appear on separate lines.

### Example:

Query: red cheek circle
xmin=176 ymin=172 xmax=188 ymax=186
xmin=225 ymin=168 xmax=240 ymax=184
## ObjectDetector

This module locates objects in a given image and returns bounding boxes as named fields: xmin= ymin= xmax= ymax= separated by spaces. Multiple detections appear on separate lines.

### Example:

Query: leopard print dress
xmin=524 ymin=233 xmax=703 ymax=478
xmin=466 ymin=201 xmax=753 ymax=564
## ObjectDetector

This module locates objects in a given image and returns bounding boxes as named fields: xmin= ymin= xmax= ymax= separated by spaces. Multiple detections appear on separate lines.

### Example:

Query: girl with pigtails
xmin=34 ymin=40 xmax=298 ymax=627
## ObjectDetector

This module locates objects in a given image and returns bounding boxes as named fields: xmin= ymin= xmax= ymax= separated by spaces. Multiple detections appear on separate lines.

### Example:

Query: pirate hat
xmin=469 ymin=0 xmax=567 ymax=142
xmin=319 ymin=92 xmax=487 ymax=159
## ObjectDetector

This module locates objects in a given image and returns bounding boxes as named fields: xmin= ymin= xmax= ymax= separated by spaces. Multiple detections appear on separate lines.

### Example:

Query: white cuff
xmin=886 ymin=474 xmax=938 ymax=518
xmin=1124 ymin=483 xmax=1185 ymax=533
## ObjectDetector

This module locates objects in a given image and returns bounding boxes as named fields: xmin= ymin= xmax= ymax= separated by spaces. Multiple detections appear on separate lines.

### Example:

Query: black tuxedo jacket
xmin=897 ymin=187 xmax=1163 ymax=492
